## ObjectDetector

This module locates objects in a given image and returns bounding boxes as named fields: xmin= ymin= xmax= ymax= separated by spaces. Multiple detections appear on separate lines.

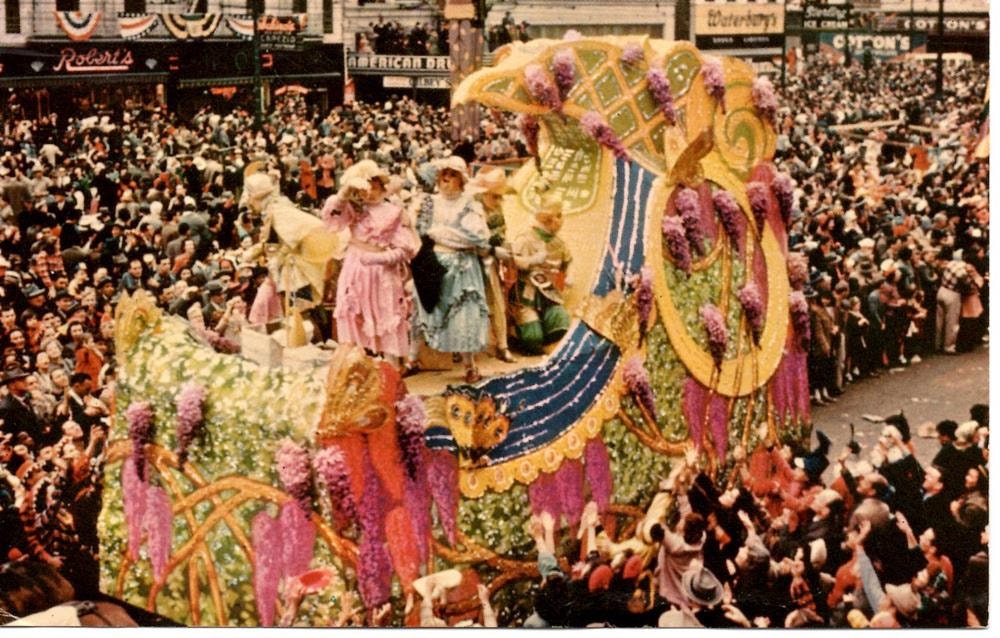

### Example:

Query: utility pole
xmin=843 ymin=1 xmax=851 ymax=67
xmin=780 ymin=0 xmax=787 ymax=88
xmin=934 ymin=0 xmax=943 ymax=98
xmin=252 ymin=1 xmax=264 ymax=131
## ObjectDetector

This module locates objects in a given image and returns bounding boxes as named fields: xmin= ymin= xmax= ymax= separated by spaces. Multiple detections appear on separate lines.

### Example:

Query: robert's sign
xmin=53 ymin=47 xmax=134 ymax=73
xmin=347 ymin=54 xmax=452 ymax=76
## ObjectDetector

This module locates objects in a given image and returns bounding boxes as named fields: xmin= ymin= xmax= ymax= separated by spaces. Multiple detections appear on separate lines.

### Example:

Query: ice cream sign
xmin=53 ymin=47 xmax=135 ymax=73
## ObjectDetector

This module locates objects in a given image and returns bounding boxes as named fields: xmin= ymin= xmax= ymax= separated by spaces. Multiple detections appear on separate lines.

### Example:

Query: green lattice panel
xmin=574 ymin=91 xmax=596 ymax=112
xmin=578 ymin=48 xmax=608 ymax=74
xmin=510 ymin=85 xmax=532 ymax=104
xmin=666 ymin=50 xmax=701 ymax=97
xmin=649 ymin=121 xmax=665 ymax=153
xmin=609 ymin=103 xmax=640 ymax=139
xmin=620 ymin=60 xmax=646 ymax=88
xmin=519 ymin=145 xmax=600 ymax=215
xmin=484 ymin=77 xmax=514 ymax=95
xmin=635 ymin=88 xmax=660 ymax=122
xmin=593 ymin=69 xmax=621 ymax=109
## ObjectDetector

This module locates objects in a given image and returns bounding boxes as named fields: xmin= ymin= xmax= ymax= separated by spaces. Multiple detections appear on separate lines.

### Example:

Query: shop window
xmin=323 ymin=0 xmax=333 ymax=33
xmin=5 ymin=0 xmax=21 ymax=34
xmin=293 ymin=0 xmax=307 ymax=12
xmin=55 ymin=0 xmax=79 ymax=11
xmin=247 ymin=0 xmax=264 ymax=15
xmin=123 ymin=0 xmax=146 ymax=13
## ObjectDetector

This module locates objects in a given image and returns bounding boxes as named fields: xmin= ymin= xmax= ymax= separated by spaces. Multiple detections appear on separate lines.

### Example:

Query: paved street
xmin=809 ymin=344 xmax=989 ymax=478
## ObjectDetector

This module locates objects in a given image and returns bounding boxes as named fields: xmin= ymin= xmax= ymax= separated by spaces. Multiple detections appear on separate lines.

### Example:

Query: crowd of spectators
xmin=358 ymin=18 xmax=450 ymax=56
xmin=0 ymin=52 xmax=989 ymax=626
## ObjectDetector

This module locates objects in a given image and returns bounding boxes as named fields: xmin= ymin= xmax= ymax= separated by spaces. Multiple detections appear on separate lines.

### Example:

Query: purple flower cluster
xmin=622 ymin=356 xmax=657 ymax=418
xmin=621 ymin=43 xmax=644 ymax=66
xmin=395 ymin=394 xmax=427 ymax=481
xmin=738 ymin=282 xmax=764 ymax=345
xmin=312 ymin=447 xmax=357 ymax=532
xmin=675 ymin=187 xmax=705 ymax=256
xmin=358 ymin=454 xmax=392 ymax=608
xmin=584 ymin=438 xmax=613 ymax=512
xmin=279 ymin=500 xmax=316 ymax=580
xmin=525 ymin=63 xmax=562 ymax=111
xmin=752 ymin=75 xmax=778 ymax=123
xmin=554 ymin=459 xmax=585 ymax=526
xmin=563 ymin=29 xmax=583 ymax=41
xmin=787 ymin=252 xmax=809 ymax=291
xmin=174 ymin=381 xmax=206 ymax=466
xmin=122 ymin=457 xmax=148 ymax=561
xmin=251 ymin=511 xmax=281 ymax=626
xmin=426 ymin=450 xmax=459 ymax=545
xmin=204 ymin=329 xmax=241 ymax=354
xmin=746 ymin=181 xmax=770 ymax=233
xmin=580 ymin=111 xmax=630 ymax=160
xmin=771 ymin=173 xmax=795 ymax=225
xmin=646 ymin=65 xmax=677 ymax=125
xmin=552 ymin=48 xmax=576 ymax=101
xmin=275 ymin=438 xmax=313 ymax=517
xmin=712 ymin=190 xmax=742 ymax=248
xmin=701 ymin=57 xmax=726 ymax=110
xmin=126 ymin=400 xmax=155 ymax=481
xmin=661 ymin=215 xmax=691 ymax=276
xmin=700 ymin=304 xmax=728 ymax=369
xmin=630 ymin=266 xmax=654 ymax=339
xmin=789 ymin=290 xmax=811 ymax=349
xmin=519 ymin=114 xmax=540 ymax=156
xmin=144 ymin=485 xmax=173 ymax=584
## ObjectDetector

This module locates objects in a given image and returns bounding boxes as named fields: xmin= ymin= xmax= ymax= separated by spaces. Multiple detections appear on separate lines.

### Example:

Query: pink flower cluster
xmin=426 ymin=450 xmax=459 ymax=545
xmin=275 ymin=438 xmax=313 ymax=517
xmin=738 ymin=282 xmax=764 ymax=345
xmin=629 ymin=266 xmax=654 ymax=340
xmin=789 ymin=290 xmax=811 ymax=350
xmin=580 ymin=111 xmax=630 ymax=160
xmin=621 ymin=43 xmax=644 ymax=66
xmin=525 ymin=63 xmax=562 ymax=111
xmin=646 ymin=65 xmax=677 ymax=125
xmin=700 ymin=304 xmax=728 ymax=369
xmin=174 ymin=381 xmax=206 ymax=466
xmin=787 ymin=252 xmax=809 ymax=290
xmin=583 ymin=438 xmax=613 ymax=512
xmin=122 ymin=457 xmax=147 ymax=561
xmin=252 ymin=511 xmax=281 ymax=626
xmin=126 ymin=400 xmax=155 ymax=480
xmin=552 ymin=48 xmax=576 ymax=101
xmin=145 ymin=485 xmax=173 ymax=584
xmin=752 ymin=75 xmax=778 ymax=123
xmin=563 ymin=29 xmax=583 ymax=41
xmin=712 ymin=190 xmax=742 ymax=248
xmin=312 ymin=447 xmax=357 ymax=532
xmin=661 ymin=215 xmax=691 ymax=276
xmin=746 ymin=181 xmax=770 ymax=233
xmin=358 ymin=455 xmax=392 ymax=608
xmin=395 ymin=394 xmax=427 ymax=481
xmin=701 ymin=57 xmax=726 ymax=110
xmin=519 ymin=114 xmax=540 ymax=156
xmin=772 ymin=173 xmax=795 ymax=225
xmin=675 ymin=187 xmax=705 ymax=256
xmin=622 ymin=356 xmax=657 ymax=418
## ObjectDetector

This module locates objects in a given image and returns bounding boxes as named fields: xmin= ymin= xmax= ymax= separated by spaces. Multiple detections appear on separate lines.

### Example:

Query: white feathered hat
xmin=335 ymin=159 xmax=390 ymax=200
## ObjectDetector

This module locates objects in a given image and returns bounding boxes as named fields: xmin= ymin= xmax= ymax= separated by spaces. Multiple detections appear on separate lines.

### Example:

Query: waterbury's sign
xmin=348 ymin=54 xmax=451 ymax=75
xmin=693 ymin=4 xmax=785 ymax=36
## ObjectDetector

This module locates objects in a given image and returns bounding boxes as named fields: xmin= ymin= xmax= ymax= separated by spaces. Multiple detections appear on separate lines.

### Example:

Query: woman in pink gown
xmin=321 ymin=160 xmax=419 ymax=365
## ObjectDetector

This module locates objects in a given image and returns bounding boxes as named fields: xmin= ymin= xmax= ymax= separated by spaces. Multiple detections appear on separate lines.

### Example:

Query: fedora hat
xmin=681 ymin=566 xmax=723 ymax=608
xmin=1 ymin=367 xmax=30 ymax=385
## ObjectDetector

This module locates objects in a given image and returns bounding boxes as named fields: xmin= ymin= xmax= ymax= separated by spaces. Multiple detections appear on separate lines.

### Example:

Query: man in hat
xmin=510 ymin=190 xmax=572 ymax=355
xmin=470 ymin=166 xmax=516 ymax=363
xmin=0 ymin=367 xmax=47 ymax=448
xmin=934 ymin=246 xmax=967 ymax=354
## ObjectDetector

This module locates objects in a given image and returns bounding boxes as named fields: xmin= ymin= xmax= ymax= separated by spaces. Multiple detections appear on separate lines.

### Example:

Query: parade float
xmin=100 ymin=36 xmax=810 ymax=626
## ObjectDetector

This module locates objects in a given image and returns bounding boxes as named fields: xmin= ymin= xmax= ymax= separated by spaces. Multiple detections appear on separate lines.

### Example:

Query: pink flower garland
xmin=662 ymin=215 xmax=691 ymax=276
xmin=312 ymin=447 xmax=357 ymax=532
xmin=279 ymin=500 xmax=316 ymax=580
xmin=580 ymin=111 xmax=630 ymax=160
xmin=752 ymin=75 xmax=778 ymax=124
xmin=426 ymin=450 xmax=459 ymax=545
xmin=738 ymin=282 xmax=764 ymax=345
xmin=623 ymin=356 xmax=657 ymax=418
xmin=126 ymin=401 xmax=155 ymax=481
xmin=122 ymin=457 xmax=148 ymax=561
xmin=528 ymin=470 xmax=560 ymax=518
xmin=700 ymin=304 xmax=728 ymax=369
xmin=519 ymin=114 xmax=540 ymax=156
xmin=395 ymin=395 xmax=427 ymax=481
xmin=771 ymin=173 xmax=795 ymax=225
xmin=701 ymin=57 xmax=726 ymax=111
xmin=789 ymin=290 xmax=811 ymax=350
xmin=646 ymin=65 xmax=677 ymax=125
xmin=628 ymin=266 xmax=654 ymax=341
xmin=358 ymin=452 xmax=392 ymax=609
xmin=554 ymin=459 xmax=585 ymax=526
xmin=252 ymin=511 xmax=282 ymax=627
xmin=144 ymin=485 xmax=173 ymax=584
xmin=174 ymin=381 xmax=206 ymax=466
xmin=746 ymin=181 xmax=770 ymax=233
xmin=583 ymin=438 xmax=613 ymax=513
xmin=621 ymin=43 xmax=644 ymax=66
xmin=712 ymin=190 xmax=743 ymax=249
xmin=275 ymin=439 xmax=313 ymax=517
xmin=525 ymin=63 xmax=562 ymax=111
xmin=551 ymin=48 xmax=576 ymax=101
xmin=675 ymin=187 xmax=705 ymax=256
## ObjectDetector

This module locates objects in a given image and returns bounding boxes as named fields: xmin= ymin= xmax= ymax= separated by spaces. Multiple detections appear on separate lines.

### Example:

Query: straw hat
xmin=432 ymin=155 xmax=469 ymax=181
xmin=470 ymin=166 xmax=514 ymax=195
xmin=336 ymin=159 xmax=389 ymax=200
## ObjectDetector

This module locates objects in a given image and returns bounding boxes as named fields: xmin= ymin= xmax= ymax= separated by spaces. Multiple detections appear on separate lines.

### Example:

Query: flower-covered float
xmin=100 ymin=36 xmax=811 ymax=626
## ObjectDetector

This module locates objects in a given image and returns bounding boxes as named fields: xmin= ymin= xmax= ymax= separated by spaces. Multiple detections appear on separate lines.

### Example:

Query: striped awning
xmin=0 ymin=72 xmax=169 ymax=89
xmin=177 ymin=71 xmax=341 ymax=89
